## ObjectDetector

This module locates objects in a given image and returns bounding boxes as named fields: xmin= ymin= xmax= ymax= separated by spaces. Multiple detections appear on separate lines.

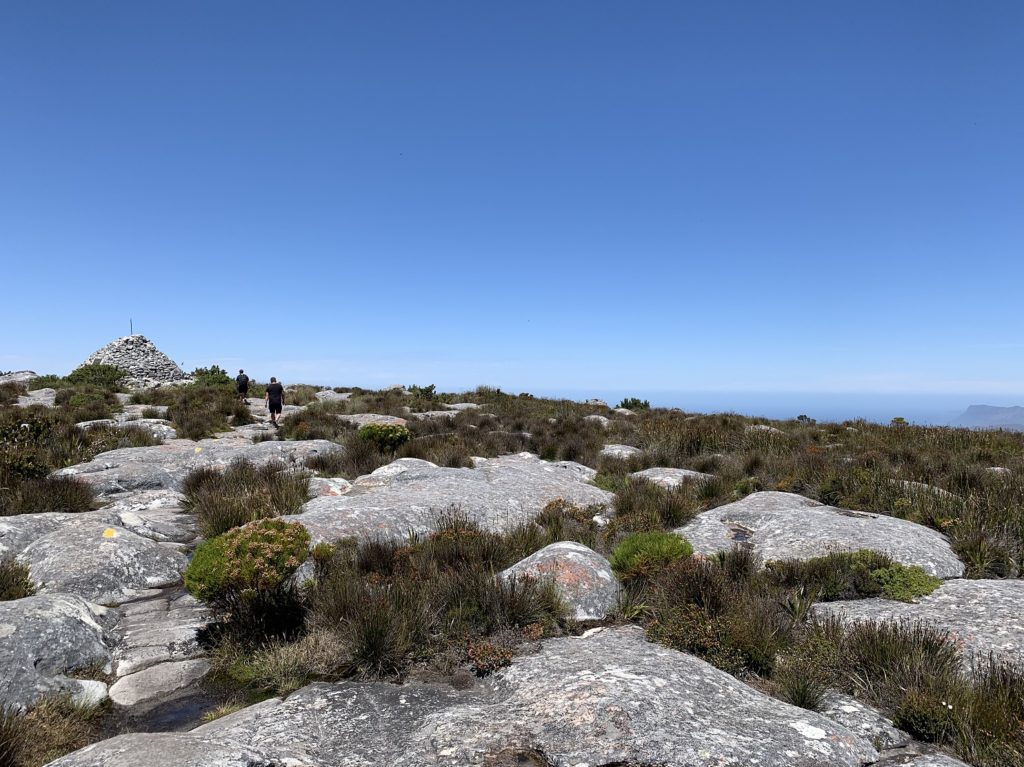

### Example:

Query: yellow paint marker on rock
xmin=102 ymin=528 xmax=117 ymax=538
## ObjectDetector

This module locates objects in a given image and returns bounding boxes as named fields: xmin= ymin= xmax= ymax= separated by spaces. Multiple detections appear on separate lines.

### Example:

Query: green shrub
xmin=610 ymin=531 xmax=692 ymax=582
xmin=190 ymin=365 xmax=232 ymax=387
xmin=870 ymin=563 xmax=941 ymax=602
xmin=357 ymin=423 xmax=411 ymax=452
xmin=280 ymin=408 xmax=349 ymax=441
xmin=65 ymin=363 xmax=124 ymax=390
xmin=54 ymin=386 xmax=118 ymax=422
xmin=616 ymin=397 xmax=650 ymax=410
xmin=28 ymin=374 xmax=67 ymax=390
xmin=0 ymin=557 xmax=34 ymax=601
xmin=185 ymin=519 xmax=310 ymax=635
xmin=765 ymin=550 xmax=939 ymax=603
xmin=182 ymin=460 xmax=312 ymax=538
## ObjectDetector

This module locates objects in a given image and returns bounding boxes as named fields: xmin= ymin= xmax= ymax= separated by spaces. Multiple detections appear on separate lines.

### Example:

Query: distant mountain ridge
xmin=956 ymin=404 xmax=1024 ymax=431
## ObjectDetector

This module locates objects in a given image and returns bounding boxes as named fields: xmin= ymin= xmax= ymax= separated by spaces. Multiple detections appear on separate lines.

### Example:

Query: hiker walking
xmin=265 ymin=376 xmax=284 ymax=426
xmin=235 ymin=369 xmax=250 ymax=404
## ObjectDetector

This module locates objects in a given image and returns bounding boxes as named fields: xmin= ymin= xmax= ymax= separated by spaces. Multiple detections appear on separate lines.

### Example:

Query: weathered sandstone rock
xmin=814 ymin=579 xmax=1024 ymax=667
xmin=285 ymin=453 xmax=614 ymax=544
xmin=631 ymin=466 xmax=714 ymax=487
xmin=0 ymin=594 xmax=116 ymax=710
xmin=23 ymin=521 xmax=187 ymax=605
xmin=56 ymin=626 xmax=877 ymax=766
xmin=677 ymin=492 xmax=964 ymax=578
xmin=54 ymin=438 xmax=341 ymax=498
xmin=500 ymin=542 xmax=620 ymax=621
xmin=599 ymin=443 xmax=642 ymax=460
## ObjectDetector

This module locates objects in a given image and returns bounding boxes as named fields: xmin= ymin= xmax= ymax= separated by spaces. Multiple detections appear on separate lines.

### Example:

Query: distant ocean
xmin=534 ymin=390 xmax=1024 ymax=426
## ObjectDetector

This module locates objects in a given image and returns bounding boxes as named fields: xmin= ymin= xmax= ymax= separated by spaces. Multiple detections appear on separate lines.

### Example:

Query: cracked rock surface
xmin=51 ymin=626 xmax=879 ymax=767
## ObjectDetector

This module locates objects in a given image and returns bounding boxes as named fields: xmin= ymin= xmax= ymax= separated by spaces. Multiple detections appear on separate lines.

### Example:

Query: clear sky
xmin=2 ymin=2 xmax=1022 ymax=401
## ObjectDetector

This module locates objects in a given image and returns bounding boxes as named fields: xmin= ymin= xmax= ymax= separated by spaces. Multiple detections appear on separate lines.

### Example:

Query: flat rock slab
xmin=338 ymin=413 xmax=408 ymax=427
xmin=23 ymin=521 xmax=187 ymax=605
xmin=410 ymin=410 xmax=459 ymax=420
xmin=55 ymin=437 xmax=341 ymax=498
xmin=820 ymin=692 xmax=909 ymax=749
xmin=17 ymin=387 xmax=56 ymax=407
xmin=0 ymin=370 xmax=37 ymax=384
xmin=47 ymin=734 xmax=283 ymax=767
xmin=112 ymin=593 xmax=213 ymax=677
xmin=70 ymin=626 xmax=878 ymax=766
xmin=676 ymin=491 xmax=964 ymax=578
xmin=813 ymin=579 xmax=1024 ymax=668
xmin=285 ymin=453 xmax=614 ymax=543
xmin=108 ymin=658 xmax=210 ymax=708
xmin=0 ymin=594 xmax=116 ymax=710
xmin=314 ymin=390 xmax=351 ymax=402
xmin=444 ymin=402 xmax=481 ymax=411
xmin=501 ymin=542 xmax=620 ymax=621
xmin=0 ymin=510 xmax=120 ymax=559
xmin=631 ymin=466 xmax=714 ymax=487
xmin=600 ymin=443 xmax=642 ymax=459
xmin=77 ymin=418 xmax=178 ymax=440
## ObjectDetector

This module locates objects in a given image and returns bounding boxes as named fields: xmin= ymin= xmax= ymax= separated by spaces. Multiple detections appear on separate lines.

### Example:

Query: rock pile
xmin=81 ymin=335 xmax=190 ymax=388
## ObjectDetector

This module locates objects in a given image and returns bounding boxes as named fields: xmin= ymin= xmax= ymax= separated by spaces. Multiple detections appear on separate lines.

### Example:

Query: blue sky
xmin=2 ymin=2 xmax=1022 ymax=403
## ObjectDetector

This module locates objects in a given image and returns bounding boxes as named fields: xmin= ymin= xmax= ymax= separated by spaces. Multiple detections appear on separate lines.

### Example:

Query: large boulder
xmin=500 ymin=542 xmax=620 ymax=621
xmin=813 ymin=579 xmax=1024 ymax=668
xmin=54 ymin=437 xmax=341 ymax=498
xmin=54 ymin=626 xmax=879 ymax=766
xmin=80 ymin=335 xmax=189 ymax=388
xmin=676 ymin=492 xmax=964 ymax=578
xmin=0 ymin=594 xmax=116 ymax=710
xmin=22 ymin=521 xmax=187 ymax=606
xmin=284 ymin=453 xmax=614 ymax=543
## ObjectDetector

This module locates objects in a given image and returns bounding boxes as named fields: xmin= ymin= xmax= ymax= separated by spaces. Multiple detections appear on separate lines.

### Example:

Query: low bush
xmin=357 ymin=423 xmax=412 ymax=452
xmin=765 ymin=550 xmax=940 ymax=603
xmin=0 ymin=557 xmax=34 ymax=601
xmin=54 ymin=386 xmax=118 ymax=422
xmin=0 ymin=383 xmax=24 ymax=406
xmin=279 ymin=408 xmax=349 ymax=441
xmin=182 ymin=460 xmax=312 ymax=538
xmin=65 ymin=364 xmax=124 ymax=390
xmin=0 ymin=475 xmax=96 ymax=517
xmin=609 ymin=531 xmax=692 ymax=582
xmin=166 ymin=386 xmax=241 ymax=440
xmin=191 ymin=365 xmax=232 ymax=387
xmin=616 ymin=397 xmax=650 ymax=410
xmin=613 ymin=477 xmax=697 ymax=531
xmin=0 ymin=694 xmax=106 ymax=767
xmin=184 ymin=519 xmax=310 ymax=635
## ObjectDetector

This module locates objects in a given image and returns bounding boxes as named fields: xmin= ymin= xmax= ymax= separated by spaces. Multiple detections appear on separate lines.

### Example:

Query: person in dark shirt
xmin=235 ymin=369 xmax=250 ymax=404
xmin=265 ymin=377 xmax=285 ymax=426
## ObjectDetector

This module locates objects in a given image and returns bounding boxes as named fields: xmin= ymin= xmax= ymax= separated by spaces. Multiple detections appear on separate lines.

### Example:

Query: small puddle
xmin=111 ymin=691 xmax=220 ymax=735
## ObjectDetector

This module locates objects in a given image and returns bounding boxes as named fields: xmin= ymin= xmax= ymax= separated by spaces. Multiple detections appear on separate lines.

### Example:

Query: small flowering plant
xmin=185 ymin=519 xmax=310 ymax=603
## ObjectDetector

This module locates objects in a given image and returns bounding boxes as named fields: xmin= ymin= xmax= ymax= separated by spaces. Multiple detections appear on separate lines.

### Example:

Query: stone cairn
xmin=81 ymin=335 xmax=191 ymax=389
